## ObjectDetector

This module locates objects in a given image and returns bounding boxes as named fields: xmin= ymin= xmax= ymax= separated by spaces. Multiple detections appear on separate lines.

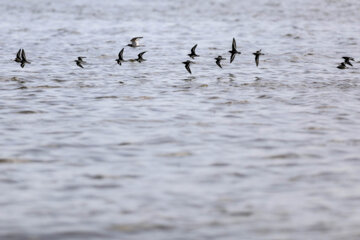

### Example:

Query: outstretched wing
xmin=216 ymin=60 xmax=222 ymax=68
xmin=119 ymin=48 xmax=124 ymax=60
xmin=232 ymin=38 xmax=236 ymax=51
xmin=230 ymin=53 xmax=235 ymax=63
xmin=185 ymin=63 xmax=192 ymax=74
xmin=255 ymin=55 xmax=259 ymax=67
xmin=138 ymin=51 xmax=146 ymax=58
xmin=191 ymin=44 xmax=197 ymax=54
xmin=21 ymin=49 xmax=27 ymax=62
xmin=131 ymin=37 xmax=143 ymax=44
xmin=16 ymin=49 xmax=22 ymax=59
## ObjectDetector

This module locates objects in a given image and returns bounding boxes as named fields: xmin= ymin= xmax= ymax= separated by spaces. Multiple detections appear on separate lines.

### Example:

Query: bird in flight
xmin=342 ymin=56 xmax=355 ymax=66
xmin=116 ymin=48 xmax=124 ymax=65
xmin=128 ymin=37 xmax=143 ymax=47
xmin=74 ymin=56 xmax=86 ymax=68
xmin=188 ymin=44 xmax=199 ymax=59
xmin=14 ymin=49 xmax=31 ymax=68
xmin=183 ymin=60 xmax=195 ymax=74
xmin=229 ymin=38 xmax=241 ymax=63
xmin=253 ymin=49 xmax=264 ymax=67
xmin=137 ymin=51 xmax=147 ymax=62
xmin=215 ymin=56 xmax=226 ymax=68
xmin=128 ymin=51 xmax=147 ymax=62
xmin=337 ymin=62 xmax=347 ymax=69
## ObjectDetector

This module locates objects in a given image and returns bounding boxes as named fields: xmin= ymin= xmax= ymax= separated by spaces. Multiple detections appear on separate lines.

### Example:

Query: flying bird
xmin=116 ymin=48 xmax=124 ymax=65
xmin=128 ymin=51 xmax=147 ymax=62
xmin=229 ymin=38 xmax=241 ymax=63
xmin=74 ymin=57 xmax=85 ymax=68
xmin=342 ymin=57 xmax=355 ymax=66
xmin=215 ymin=56 xmax=226 ymax=68
xmin=137 ymin=51 xmax=146 ymax=62
xmin=182 ymin=60 xmax=194 ymax=74
xmin=127 ymin=37 xmax=143 ymax=47
xmin=337 ymin=62 xmax=347 ymax=69
xmin=188 ymin=44 xmax=199 ymax=59
xmin=253 ymin=49 xmax=264 ymax=67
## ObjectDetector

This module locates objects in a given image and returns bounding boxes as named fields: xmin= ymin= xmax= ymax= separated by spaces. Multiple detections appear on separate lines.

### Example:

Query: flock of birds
xmin=12 ymin=37 xmax=263 ymax=74
xmin=75 ymin=37 xmax=147 ymax=68
xmin=182 ymin=38 xmax=264 ymax=74
xmin=13 ymin=37 xmax=356 ymax=73
xmin=13 ymin=37 xmax=147 ymax=70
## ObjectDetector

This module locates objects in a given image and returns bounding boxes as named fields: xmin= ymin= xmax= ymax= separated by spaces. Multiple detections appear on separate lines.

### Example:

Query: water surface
xmin=1 ymin=0 xmax=360 ymax=239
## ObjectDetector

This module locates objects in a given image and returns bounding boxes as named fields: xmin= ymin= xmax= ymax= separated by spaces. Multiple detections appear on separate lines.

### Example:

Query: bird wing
xmin=138 ymin=51 xmax=146 ymax=58
xmin=131 ymin=37 xmax=143 ymax=44
xmin=216 ymin=60 xmax=222 ymax=68
xmin=185 ymin=63 xmax=192 ymax=74
xmin=191 ymin=44 xmax=197 ymax=54
xmin=230 ymin=53 xmax=235 ymax=63
xmin=21 ymin=49 xmax=27 ymax=62
xmin=76 ymin=61 xmax=84 ymax=68
xmin=232 ymin=38 xmax=236 ymax=50
xmin=16 ymin=49 xmax=22 ymax=59
xmin=255 ymin=55 xmax=259 ymax=67
xmin=119 ymin=48 xmax=124 ymax=60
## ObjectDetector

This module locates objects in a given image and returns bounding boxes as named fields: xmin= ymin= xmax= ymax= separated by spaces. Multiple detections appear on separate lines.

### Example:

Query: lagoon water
xmin=1 ymin=0 xmax=360 ymax=239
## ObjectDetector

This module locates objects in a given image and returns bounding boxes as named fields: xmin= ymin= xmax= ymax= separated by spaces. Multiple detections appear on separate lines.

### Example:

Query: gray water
xmin=1 ymin=0 xmax=360 ymax=239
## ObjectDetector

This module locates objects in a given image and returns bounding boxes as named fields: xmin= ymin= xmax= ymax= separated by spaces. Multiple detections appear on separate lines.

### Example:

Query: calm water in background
xmin=1 ymin=0 xmax=360 ymax=239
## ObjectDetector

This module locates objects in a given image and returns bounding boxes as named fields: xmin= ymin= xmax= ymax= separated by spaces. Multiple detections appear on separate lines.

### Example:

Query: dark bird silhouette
xmin=229 ymin=38 xmax=241 ymax=63
xmin=115 ymin=48 xmax=124 ymax=65
xmin=74 ymin=57 xmax=85 ymax=68
xmin=215 ymin=56 xmax=226 ymax=68
xmin=182 ymin=60 xmax=194 ymax=74
xmin=129 ymin=51 xmax=147 ymax=62
xmin=14 ymin=49 xmax=22 ymax=63
xmin=19 ymin=49 xmax=31 ymax=68
xmin=253 ymin=49 xmax=264 ymax=67
xmin=188 ymin=44 xmax=199 ymax=59
xmin=337 ymin=62 xmax=347 ymax=69
xmin=127 ymin=37 xmax=143 ymax=47
xmin=342 ymin=57 xmax=355 ymax=66
xmin=137 ymin=51 xmax=146 ymax=62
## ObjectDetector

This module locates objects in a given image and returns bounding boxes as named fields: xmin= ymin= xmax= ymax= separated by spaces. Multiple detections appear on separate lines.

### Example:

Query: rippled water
xmin=1 ymin=0 xmax=360 ymax=239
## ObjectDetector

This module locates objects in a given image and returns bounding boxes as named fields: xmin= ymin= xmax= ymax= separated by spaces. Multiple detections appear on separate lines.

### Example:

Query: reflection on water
xmin=1 ymin=0 xmax=360 ymax=239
